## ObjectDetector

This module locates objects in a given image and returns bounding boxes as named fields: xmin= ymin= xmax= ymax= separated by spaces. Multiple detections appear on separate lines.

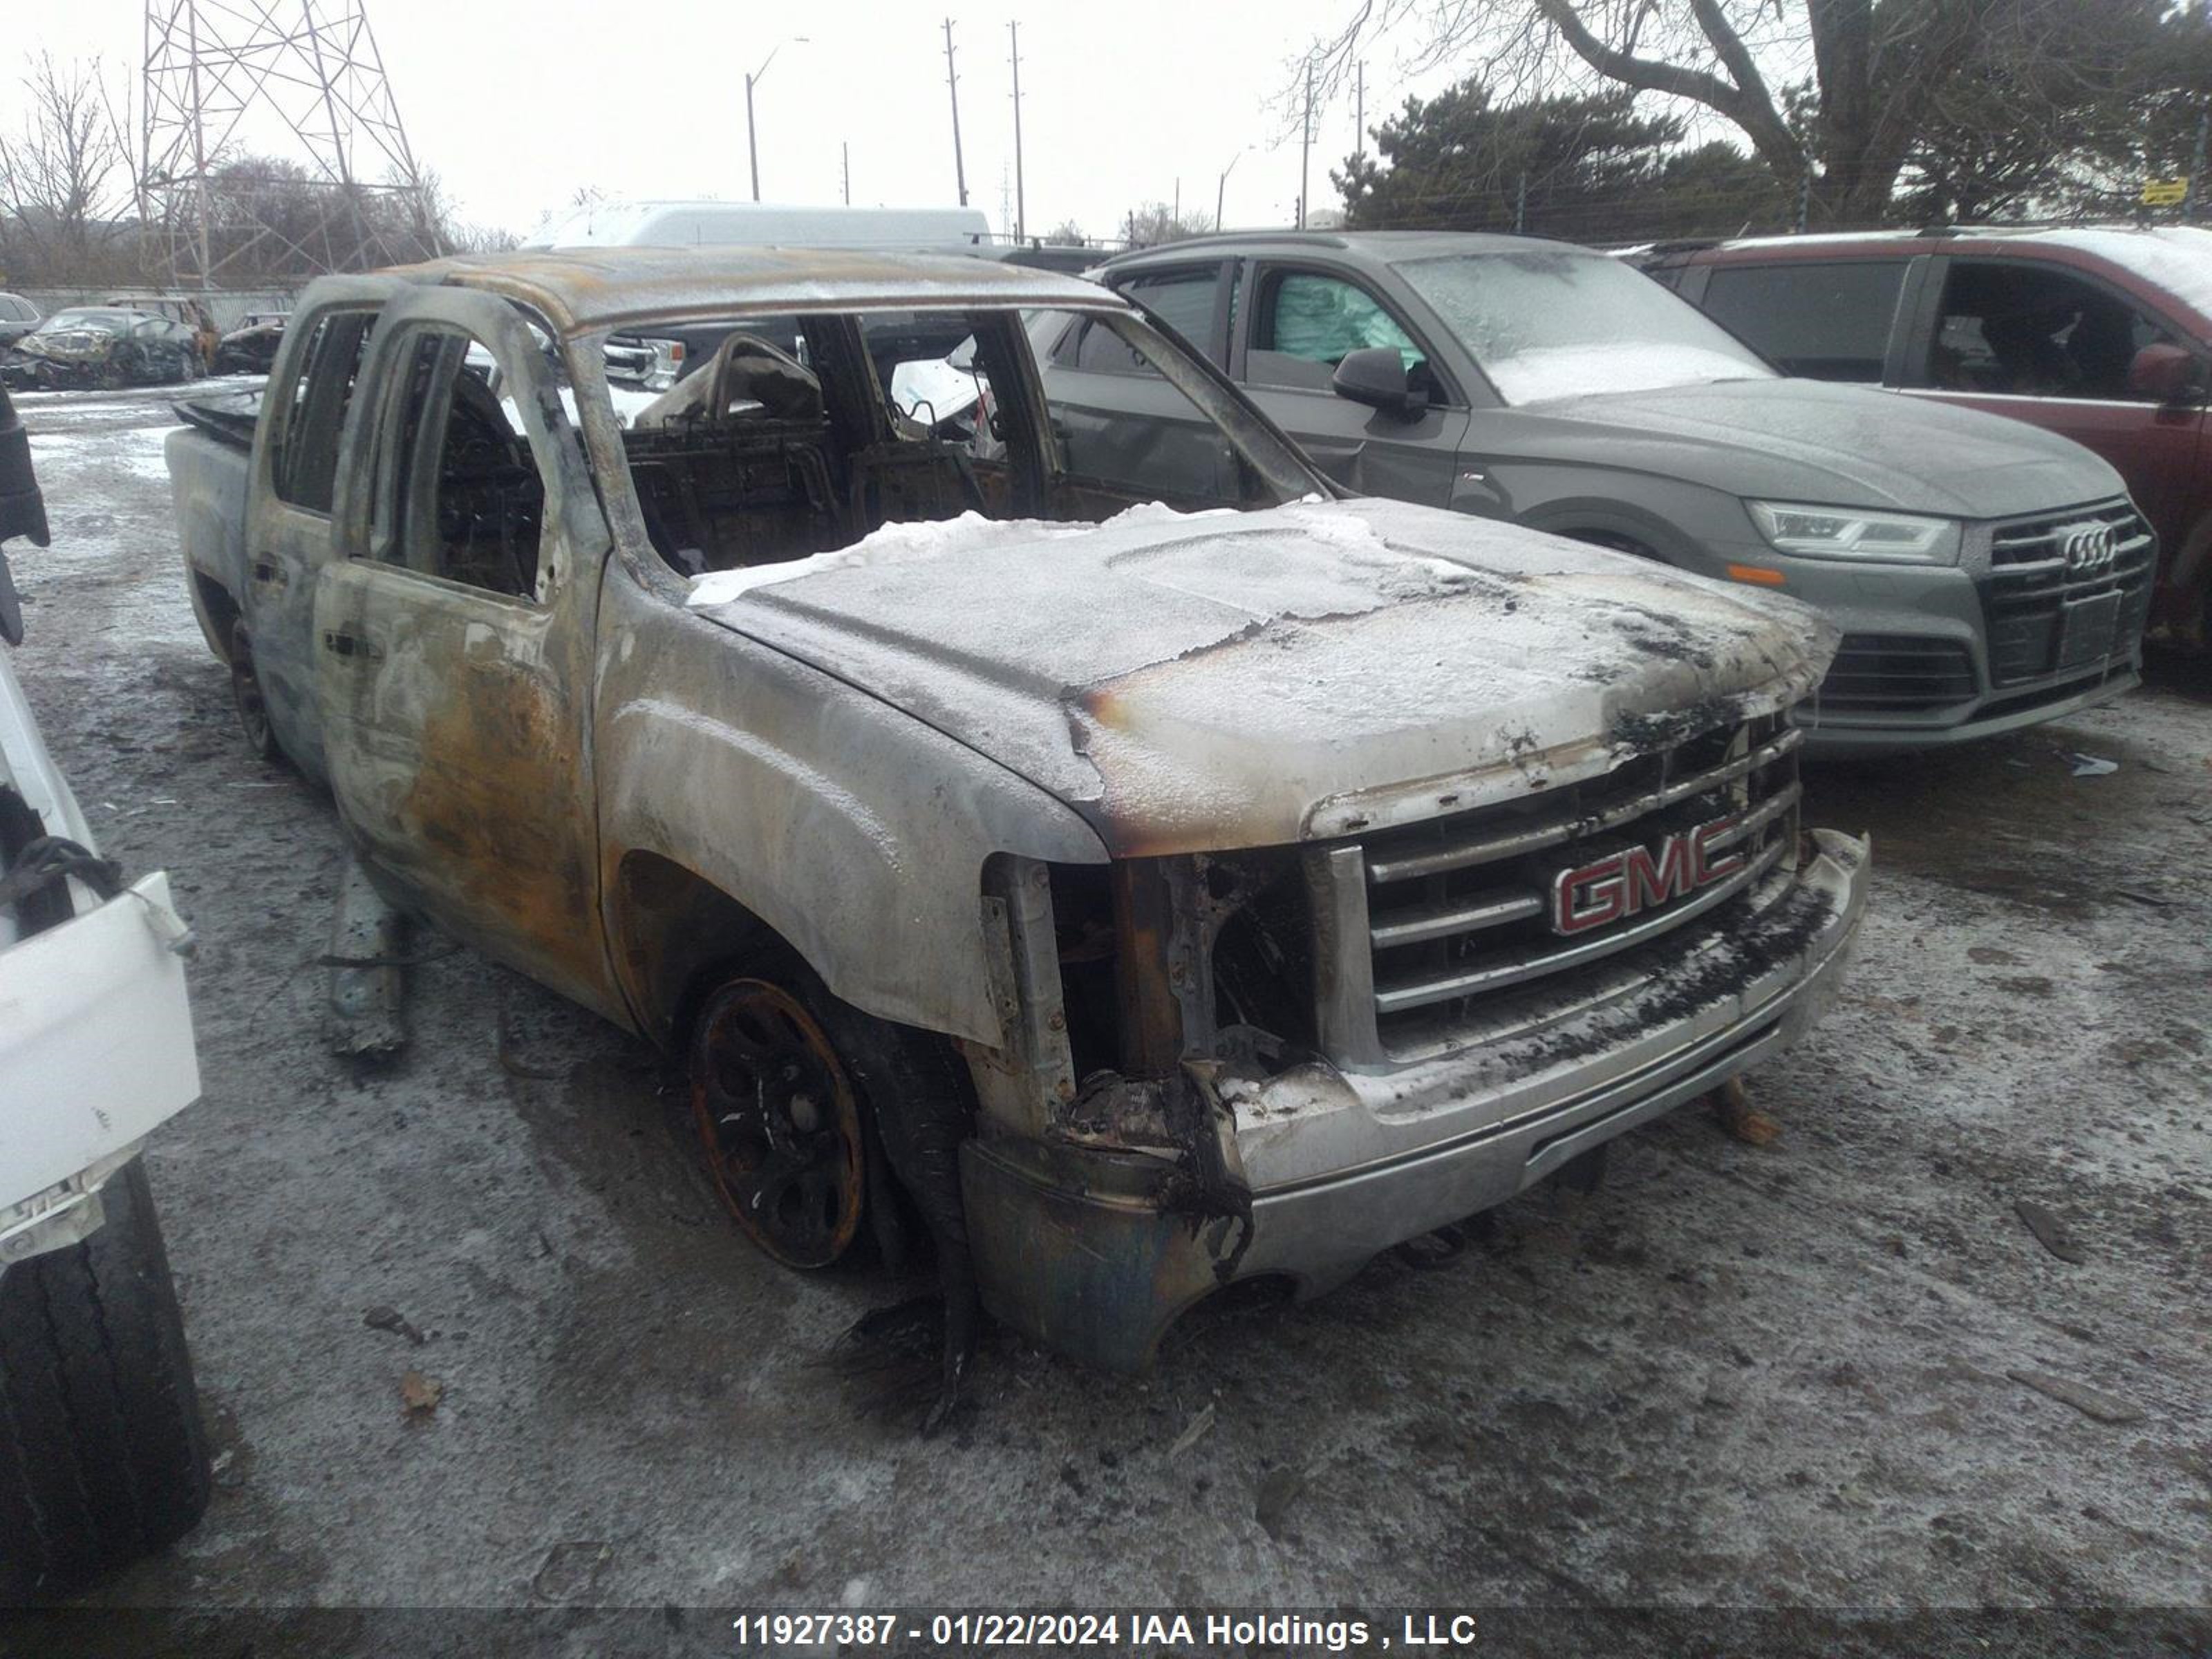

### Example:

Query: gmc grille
xmin=1980 ymin=500 xmax=2155 ymax=687
xmin=1309 ymin=713 xmax=1802 ymax=1066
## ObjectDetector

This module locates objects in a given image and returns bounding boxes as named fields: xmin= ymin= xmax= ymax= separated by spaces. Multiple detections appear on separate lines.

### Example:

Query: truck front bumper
xmin=1 ymin=872 xmax=200 ymax=1266
xmin=964 ymin=830 xmax=1870 ymax=1371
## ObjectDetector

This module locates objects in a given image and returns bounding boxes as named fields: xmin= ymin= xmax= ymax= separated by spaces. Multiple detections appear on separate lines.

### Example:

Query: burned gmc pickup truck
xmin=167 ymin=247 xmax=1868 ymax=1414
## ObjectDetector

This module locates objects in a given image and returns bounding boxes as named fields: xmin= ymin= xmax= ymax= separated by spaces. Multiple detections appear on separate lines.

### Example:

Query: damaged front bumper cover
xmin=962 ymin=829 xmax=1870 ymax=1371
xmin=1 ymin=872 xmax=200 ymax=1266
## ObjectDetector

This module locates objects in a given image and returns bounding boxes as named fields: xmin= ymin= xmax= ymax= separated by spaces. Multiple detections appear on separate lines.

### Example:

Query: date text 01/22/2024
xmin=727 ymin=1612 xmax=1486 ymax=1650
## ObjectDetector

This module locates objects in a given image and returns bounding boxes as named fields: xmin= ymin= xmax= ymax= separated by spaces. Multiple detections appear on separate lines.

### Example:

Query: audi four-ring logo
xmin=2061 ymin=523 xmax=2117 ymax=574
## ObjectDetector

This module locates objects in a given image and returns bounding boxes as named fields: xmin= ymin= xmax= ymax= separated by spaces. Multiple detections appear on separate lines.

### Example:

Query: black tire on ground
xmin=227 ymin=619 xmax=285 ymax=765
xmin=0 ymin=1159 xmax=212 ymax=1602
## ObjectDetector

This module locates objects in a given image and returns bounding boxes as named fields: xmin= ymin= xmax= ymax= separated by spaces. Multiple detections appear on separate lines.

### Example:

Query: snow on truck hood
xmin=686 ymin=499 xmax=1835 ymax=856
xmin=1512 ymin=377 xmax=2124 ymax=518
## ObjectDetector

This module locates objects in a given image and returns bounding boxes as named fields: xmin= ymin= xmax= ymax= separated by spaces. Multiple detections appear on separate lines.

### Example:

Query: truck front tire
xmin=0 ymin=1158 xmax=211 ymax=1602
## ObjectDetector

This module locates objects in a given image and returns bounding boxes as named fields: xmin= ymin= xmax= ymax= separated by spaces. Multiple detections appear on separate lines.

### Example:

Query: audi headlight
xmin=1746 ymin=501 xmax=1960 ymax=564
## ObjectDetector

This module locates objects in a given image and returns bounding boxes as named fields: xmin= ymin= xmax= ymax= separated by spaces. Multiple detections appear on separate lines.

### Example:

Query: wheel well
xmin=1556 ymin=527 xmax=1662 ymax=561
xmin=189 ymin=572 xmax=239 ymax=664
xmin=611 ymin=851 xmax=796 ymax=1049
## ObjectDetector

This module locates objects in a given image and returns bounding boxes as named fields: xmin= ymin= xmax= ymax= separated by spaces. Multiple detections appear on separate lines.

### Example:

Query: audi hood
xmin=685 ymin=498 xmax=1835 ymax=856
xmin=1495 ymin=377 xmax=2126 ymax=520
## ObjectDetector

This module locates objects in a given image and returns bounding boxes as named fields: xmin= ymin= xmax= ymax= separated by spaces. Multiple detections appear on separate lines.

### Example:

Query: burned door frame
xmin=244 ymin=274 xmax=409 ymax=782
xmin=317 ymin=285 xmax=627 ymax=1020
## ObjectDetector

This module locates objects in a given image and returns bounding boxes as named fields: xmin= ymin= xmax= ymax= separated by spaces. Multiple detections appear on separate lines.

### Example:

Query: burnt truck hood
xmin=1510 ymin=377 xmax=2124 ymax=517
xmin=688 ymin=498 xmax=1836 ymax=856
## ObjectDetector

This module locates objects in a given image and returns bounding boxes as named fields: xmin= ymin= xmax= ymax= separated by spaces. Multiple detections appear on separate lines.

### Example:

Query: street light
xmin=745 ymin=37 xmax=809 ymax=202
xmin=1215 ymin=151 xmax=1243 ymax=232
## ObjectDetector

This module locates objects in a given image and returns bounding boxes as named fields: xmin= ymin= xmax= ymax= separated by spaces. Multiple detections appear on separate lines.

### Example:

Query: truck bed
xmin=166 ymin=401 xmax=255 ymax=659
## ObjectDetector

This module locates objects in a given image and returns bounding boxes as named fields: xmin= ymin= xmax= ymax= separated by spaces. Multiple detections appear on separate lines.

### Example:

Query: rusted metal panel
xmin=314 ymin=285 xmax=628 ymax=1020
xmin=397 ymin=246 xmax=1127 ymax=339
xmin=588 ymin=567 xmax=1107 ymax=1050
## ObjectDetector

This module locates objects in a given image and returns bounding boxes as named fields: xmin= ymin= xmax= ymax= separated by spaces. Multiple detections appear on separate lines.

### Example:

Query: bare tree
xmin=1297 ymin=0 xmax=2173 ymax=227
xmin=1122 ymin=203 xmax=1210 ymax=248
xmin=0 ymin=53 xmax=134 ymax=282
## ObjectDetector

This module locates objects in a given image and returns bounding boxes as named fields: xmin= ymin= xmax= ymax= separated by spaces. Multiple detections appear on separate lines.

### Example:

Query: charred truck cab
xmin=167 ymin=247 xmax=1868 ymax=1385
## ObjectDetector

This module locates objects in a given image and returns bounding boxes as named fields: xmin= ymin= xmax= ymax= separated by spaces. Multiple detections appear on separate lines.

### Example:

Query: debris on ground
xmin=2014 ymin=1200 xmax=2087 ymax=1264
xmin=1255 ymin=1465 xmax=1306 ymax=1539
xmin=1711 ymin=1076 xmax=1781 ymax=1145
xmin=2111 ymin=888 xmax=2173 ymax=909
xmin=2006 ymin=1369 xmax=2143 ymax=1425
xmin=2067 ymin=753 xmax=2119 ymax=778
xmin=531 ymin=1540 xmax=612 ymax=1602
xmin=1168 ymin=1403 xmax=1217 ymax=1458
xmin=364 ymin=1304 xmax=426 ymax=1344
xmin=400 ymin=1369 xmax=444 ymax=1420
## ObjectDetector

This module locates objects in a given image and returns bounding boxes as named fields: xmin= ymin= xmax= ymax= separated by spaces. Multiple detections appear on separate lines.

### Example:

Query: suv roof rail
xmin=1104 ymin=229 xmax=1353 ymax=262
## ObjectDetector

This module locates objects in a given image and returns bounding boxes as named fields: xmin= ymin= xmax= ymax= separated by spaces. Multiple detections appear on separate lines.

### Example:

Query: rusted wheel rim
xmin=229 ymin=625 xmax=272 ymax=756
xmin=690 ymin=979 xmax=865 ymax=1269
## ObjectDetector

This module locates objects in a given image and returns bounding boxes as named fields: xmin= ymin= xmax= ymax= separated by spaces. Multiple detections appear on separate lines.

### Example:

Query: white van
xmin=527 ymin=199 xmax=995 ymax=255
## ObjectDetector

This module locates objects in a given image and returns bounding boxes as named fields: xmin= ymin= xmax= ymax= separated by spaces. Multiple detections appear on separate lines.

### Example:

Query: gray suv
xmin=1076 ymin=232 xmax=2148 ymax=752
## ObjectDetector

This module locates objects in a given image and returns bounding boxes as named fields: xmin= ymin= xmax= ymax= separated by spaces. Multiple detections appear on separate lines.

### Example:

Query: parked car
xmin=103 ymin=291 xmax=218 ymax=373
xmin=1 ymin=308 xmax=204 ymax=390
xmin=0 ymin=380 xmax=211 ymax=1598
xmin=1089 ymin=231 xmax=2150 ymax=752
xmin=166 ymin=247 xmax=1868 ymax=1412
xmin=212 ymin=310 xmax=290 ymax=375
xmin=0 ymin=292 xmax=40 ymax=348
xmin=1639 ymin=226 xmax=2212 ymax=648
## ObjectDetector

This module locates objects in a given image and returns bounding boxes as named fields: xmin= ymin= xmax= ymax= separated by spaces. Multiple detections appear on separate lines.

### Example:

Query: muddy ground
xmin=6 ymin=382 xmax=2209 ymax=1647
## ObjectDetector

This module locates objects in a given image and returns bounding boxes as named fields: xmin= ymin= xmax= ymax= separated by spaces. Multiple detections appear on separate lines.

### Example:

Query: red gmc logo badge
xmin=1550 ymin=817 xmax=1745 ymax=935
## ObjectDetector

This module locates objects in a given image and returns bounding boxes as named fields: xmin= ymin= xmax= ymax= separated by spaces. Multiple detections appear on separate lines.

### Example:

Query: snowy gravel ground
xmin=5 ymin=382 xmax=2207 ymax=1647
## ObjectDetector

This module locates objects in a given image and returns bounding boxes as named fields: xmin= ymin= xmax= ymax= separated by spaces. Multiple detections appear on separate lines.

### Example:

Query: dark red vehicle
xmin=1642 ymin=227 xmax=2212 ymax=647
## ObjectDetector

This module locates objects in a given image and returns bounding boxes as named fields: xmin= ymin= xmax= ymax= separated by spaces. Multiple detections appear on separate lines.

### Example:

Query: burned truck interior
xmin=274 ymin=296 xmax=1311 ymax=605
xmin=612 ymin=306 xmax=1308 ymax=579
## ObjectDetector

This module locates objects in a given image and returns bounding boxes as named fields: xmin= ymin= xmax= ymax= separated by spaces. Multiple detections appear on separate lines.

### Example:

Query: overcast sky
xmin=8 ymin=0 xmax=1493 ymax=243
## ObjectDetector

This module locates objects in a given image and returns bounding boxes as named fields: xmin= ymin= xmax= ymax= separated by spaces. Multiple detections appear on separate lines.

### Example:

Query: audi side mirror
xmin=2126 ymin=342 xmax=2207 ymax=406
xmin=1331 ymin=346 xmax=1427 ymax=419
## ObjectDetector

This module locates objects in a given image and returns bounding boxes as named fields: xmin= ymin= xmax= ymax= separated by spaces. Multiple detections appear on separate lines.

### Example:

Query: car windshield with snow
xmin=164 ymin=245 xmax=1867 ymax=1418
xmin=1095 ymin=230 xmax=2150 ymax=754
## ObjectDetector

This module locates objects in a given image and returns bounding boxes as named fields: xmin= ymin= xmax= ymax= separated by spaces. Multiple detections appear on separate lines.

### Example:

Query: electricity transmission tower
xmin=140 ymin=0 xmax=435 ymax=288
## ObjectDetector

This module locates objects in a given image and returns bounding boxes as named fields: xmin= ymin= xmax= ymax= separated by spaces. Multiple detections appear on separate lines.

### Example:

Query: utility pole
xmin=1173 ymin=178 xmax=1180 ymax=231
xmin=1355 ymin=59 xmax=1365 ymax=158
xmin=1009 ymin=20 xmax=1026 ymax=243
xmin=842 ymin=140 xmax=850 ymax=205
xmin=1297 ymin=60 xmax=1313 ymax=229
xmin=943 ymin=19 xmax=968 ymax=207
xmin=1514 ymin=171 xmax=1527 ymax=234
xmin=745 ymin=75 xmax=760 ymax=201
xmin=743 ymin=38 xmax=807 ymax=203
